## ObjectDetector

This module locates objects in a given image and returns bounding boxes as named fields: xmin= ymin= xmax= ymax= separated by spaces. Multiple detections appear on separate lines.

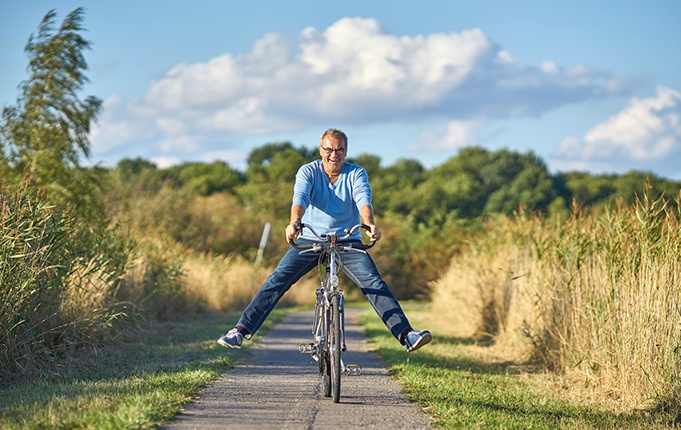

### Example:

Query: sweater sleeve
xmin=291 ymin=162 xmax=313 ymax=209
xmin=352 ymin=166 xmax=372 ymax=210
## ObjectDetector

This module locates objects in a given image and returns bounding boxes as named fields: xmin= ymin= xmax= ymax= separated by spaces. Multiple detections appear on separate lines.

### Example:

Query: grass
xmin=429 ymin=191 xmax=681 ymax=418
xmin=0 ymin=310 xmax=284 ymax=429
xmin=4 ymin=190 xmax=679 ymax=429
xmin=1 ymin=300 xmax=673 ymax=429
xmin=0 ymin=184 xmax=134 ymax=381
xmin=358 ymin=302 xmax=671 ymax=429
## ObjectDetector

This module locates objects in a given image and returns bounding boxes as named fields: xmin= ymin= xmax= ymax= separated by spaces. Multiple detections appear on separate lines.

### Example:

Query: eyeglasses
xmin=320 ymin=146 xmax=346 ymax=155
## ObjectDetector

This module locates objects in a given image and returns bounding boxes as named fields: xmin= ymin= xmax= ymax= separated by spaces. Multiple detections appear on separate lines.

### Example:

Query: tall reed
xmin=180 ymin=252 xmax=316 ymax=312
xmin=433 ymin=187 xmax=681 ymax=412
xmin=0 ymin=183 xmax=133 ymax=382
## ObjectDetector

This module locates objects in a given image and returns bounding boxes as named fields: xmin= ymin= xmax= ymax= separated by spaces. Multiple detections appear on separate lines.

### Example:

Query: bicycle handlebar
xmin=289 ymin=220 xmax=376 ymax=251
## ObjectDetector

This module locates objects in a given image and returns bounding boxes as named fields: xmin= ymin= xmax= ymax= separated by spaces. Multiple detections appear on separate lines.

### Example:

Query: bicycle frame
xmin=293 ymin=222 xmax=374 ymax=402
xmin=312 ymin=256 xmax=342 ymax=348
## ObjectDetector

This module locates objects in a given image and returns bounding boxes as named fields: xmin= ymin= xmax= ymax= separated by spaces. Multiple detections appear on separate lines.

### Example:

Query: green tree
xmin=559 ymin=172 xmax=616 ymax=209
xmin=349 ymin=154 xmax=382 ymax=178
xmin=416 ymin=149 xmax=481 ymax=220
xmin=168 ymin=160 xmax=243 ymax=196
xmin=117 ymin=157 xmax=158 ymax=177
xmin=612 ymin=171 xmax=675 ymax=203
xmin=0 ymin=8 xmax=101 ymax=206
xmin=246 ymin=141 xmax=316 ymax=167
xmin=484 ymin=163 xmax=556 ymax=215
xmin=371 ymin=158 xmax=425 ymax=216
xmin=238 ymin=144 xmax=314 ymax=224
xmin=431 ymin=147 xmax=556 ymax=217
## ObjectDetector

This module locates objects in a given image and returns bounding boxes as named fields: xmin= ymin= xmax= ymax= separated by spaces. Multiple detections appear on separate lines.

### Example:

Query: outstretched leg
xmin=236 ymin=245 xmax=318 ymax=337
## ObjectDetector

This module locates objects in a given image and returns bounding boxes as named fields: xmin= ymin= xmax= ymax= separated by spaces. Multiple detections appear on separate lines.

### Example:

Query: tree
xmin=238 ymin=145 xmax=313 ymax=222
xmin=349 ymin=154 xmax=381 ymax=178
xmin=0 ymin=8 xmax=101 ymax=206
xmin=371 ymin=158 xmax=425 ymax=216
xmin=246 ymin=142 xmax=316 ymax=167
xmin=169 ymin=160 xmax=243 ymax=196
xmin=484 ymin=164 xmax=556 ymax=215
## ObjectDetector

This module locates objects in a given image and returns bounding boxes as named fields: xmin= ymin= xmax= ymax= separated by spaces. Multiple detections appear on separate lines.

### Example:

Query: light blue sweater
xmin=291 ymin=159 xmax=372 ymax=240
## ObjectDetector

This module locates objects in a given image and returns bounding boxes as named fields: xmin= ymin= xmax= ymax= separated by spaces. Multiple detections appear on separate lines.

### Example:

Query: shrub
xmin=0 ymin=182 xmax=133 ymax=382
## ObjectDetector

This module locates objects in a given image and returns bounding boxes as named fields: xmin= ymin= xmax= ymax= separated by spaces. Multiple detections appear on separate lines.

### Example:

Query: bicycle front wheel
xmin=315 ymin=297 xmax=332 ymax=397
xmin=330 ymin=293 xmax=342 ymax=403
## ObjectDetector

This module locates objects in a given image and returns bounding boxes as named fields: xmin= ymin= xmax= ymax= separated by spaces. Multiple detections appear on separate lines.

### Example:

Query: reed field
xmin=180 ymin=251 xmax=317 ymax=311
xmin=0 ymin=183 xmax=133 ymax=382
xmin=0 ymin=181 xmax=315 ymax=386
xmin=432 ymin=186 xmax=681 ymax=415
xmin=3 ymin=173 xmax=680 ymax=424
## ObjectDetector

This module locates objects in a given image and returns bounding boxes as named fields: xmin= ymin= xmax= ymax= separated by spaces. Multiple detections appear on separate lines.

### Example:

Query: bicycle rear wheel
xmin=330 ymin=293 xmax=342 ymax=403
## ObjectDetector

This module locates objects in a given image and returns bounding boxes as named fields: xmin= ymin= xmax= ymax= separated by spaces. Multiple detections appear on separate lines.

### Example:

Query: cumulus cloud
xmin=90 ymin=17 xmax=630 ymax=163
xmin=415 ymin=119 xmax=483 ymax=151
xmin=557 ymin=86 xmax=681 ymax=161
xmin=90 ymin=96 xmax=157 ymax=151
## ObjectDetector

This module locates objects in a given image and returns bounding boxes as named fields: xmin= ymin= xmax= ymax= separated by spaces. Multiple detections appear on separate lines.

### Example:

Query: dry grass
xmin=1 ymin=184 xmax=133 ymax=381
xmin=180 ymin=253 xmax=317 ymax=312
xmin=432 ymin=191 xmax=681 ymax=415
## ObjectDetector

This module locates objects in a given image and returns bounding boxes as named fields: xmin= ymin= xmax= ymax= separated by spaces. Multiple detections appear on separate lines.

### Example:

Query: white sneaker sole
xmin=407 ymin=332 xmax=432 ymax=352
xmin=217 ymin=338 xmax=241 ymax=349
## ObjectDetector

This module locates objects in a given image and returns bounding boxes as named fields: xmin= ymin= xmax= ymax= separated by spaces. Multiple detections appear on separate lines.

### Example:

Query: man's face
xmin=319 ymin=135 xmax=347 ymax=175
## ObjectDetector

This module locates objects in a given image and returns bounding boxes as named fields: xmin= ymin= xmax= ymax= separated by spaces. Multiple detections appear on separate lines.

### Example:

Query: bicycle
xmin=290 ymin=220 xmax=375 ymax=403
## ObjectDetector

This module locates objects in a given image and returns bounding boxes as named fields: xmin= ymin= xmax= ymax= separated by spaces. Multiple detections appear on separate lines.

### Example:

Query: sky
xmin=2 ymin=1 xmax=681 ymax=179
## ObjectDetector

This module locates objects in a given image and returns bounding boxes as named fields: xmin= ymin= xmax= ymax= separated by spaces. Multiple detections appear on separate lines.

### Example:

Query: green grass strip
xmin=0 ymin=310 xmax=284 ymax=429
xmin=357 ymin=303 xmax=668 ymax=429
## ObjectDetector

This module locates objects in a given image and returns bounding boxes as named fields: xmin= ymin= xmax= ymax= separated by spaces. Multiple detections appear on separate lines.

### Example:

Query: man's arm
xmin=360 ymin=204 xmax=382 ymax=241
xmin=286 ymin=204 xmax=306 ymax=242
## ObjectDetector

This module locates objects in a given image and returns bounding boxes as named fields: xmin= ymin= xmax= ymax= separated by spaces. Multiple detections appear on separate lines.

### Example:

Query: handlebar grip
xmin=289 ymin=240 xmax=314 ymax=250
xmin=289 ymin=220 xmax=315 ymax=249
xmin=349 ymin=240 xmax=375 ymax=250
xmin=289 ymin=218 xmax=305 ymax=249
xmin=358 ymin=224 xmax=377 ymax=249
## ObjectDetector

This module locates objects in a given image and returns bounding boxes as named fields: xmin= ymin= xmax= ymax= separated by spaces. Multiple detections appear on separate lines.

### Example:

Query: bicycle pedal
xmin=299 ymin=343 xmax=315 ymax=354
xmin=345 ymin=364 xmax=362 ymax=376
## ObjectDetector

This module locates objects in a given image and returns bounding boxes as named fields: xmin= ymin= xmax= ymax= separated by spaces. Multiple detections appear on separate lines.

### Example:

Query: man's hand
xmin=359 ymin=205 xmax=381 ymax=241
xmin=365 ymin=224 xmax=382 ymax=242
xmin=286 ymin=220 xmax=301 ymax=243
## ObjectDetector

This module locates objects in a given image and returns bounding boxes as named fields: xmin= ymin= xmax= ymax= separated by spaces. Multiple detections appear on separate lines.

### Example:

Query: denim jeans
xmin=236 ymin=241 xmax=412 ymax=343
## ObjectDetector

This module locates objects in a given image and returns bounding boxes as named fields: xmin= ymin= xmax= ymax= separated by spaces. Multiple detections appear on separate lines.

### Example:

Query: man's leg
xmin=235 ymin=246 xmax=318 ymax=337
xmin=340 ymin=250 xmax=413 ymax=342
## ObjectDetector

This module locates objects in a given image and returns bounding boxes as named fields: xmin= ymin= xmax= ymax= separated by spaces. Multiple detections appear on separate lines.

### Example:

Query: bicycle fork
xmin=336 ymin=291 xmax=362 ymax=376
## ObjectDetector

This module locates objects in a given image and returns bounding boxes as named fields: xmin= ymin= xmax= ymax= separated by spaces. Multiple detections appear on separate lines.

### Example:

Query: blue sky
xmin=2 ymin=1 xmax=681 ymax=179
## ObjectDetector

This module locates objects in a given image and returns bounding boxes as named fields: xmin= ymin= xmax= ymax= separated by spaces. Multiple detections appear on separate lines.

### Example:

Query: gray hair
xmin=320 ymin=128 xmax=348 ymax=147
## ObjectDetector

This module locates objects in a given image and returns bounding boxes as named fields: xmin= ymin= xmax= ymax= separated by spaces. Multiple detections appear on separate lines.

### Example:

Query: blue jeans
xmin=236 ymin=241 xmax=413 ymax=343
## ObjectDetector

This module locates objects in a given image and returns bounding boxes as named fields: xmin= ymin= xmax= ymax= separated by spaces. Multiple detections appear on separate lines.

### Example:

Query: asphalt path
xmin=162 ymin=307 xmax=432 ymax=429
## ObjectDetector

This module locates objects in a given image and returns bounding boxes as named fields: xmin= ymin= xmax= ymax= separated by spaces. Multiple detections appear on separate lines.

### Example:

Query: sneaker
xmin=218 ymin=328 xmax=243 ymax=349
xmin=405 ymin=329 xmax=432 ymax=352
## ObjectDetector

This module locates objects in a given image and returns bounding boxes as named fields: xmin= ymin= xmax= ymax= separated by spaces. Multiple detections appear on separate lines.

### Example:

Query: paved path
xmin=162 ymin=307 xmax=432 ymax=429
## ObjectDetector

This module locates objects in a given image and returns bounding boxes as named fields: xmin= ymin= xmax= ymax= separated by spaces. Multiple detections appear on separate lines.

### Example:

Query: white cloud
xmin=90 ymin=96 xmax=158 ymax=152
xmin=415 ymin=119 xmax=483 ymax=152
xmin=90 ymin=17 xmax=631 ymax=163
xmin=157 ymin=134 xmax=203 ymax=153
xmin=151 ymin=156 xmax=182 ymax=169
xmin=558 ymin=86 xmax=681 ymax=161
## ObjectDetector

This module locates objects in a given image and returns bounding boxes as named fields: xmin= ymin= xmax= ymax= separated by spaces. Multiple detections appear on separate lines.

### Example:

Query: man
xmin=218 ymin=128 xmax=431 ymax=352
